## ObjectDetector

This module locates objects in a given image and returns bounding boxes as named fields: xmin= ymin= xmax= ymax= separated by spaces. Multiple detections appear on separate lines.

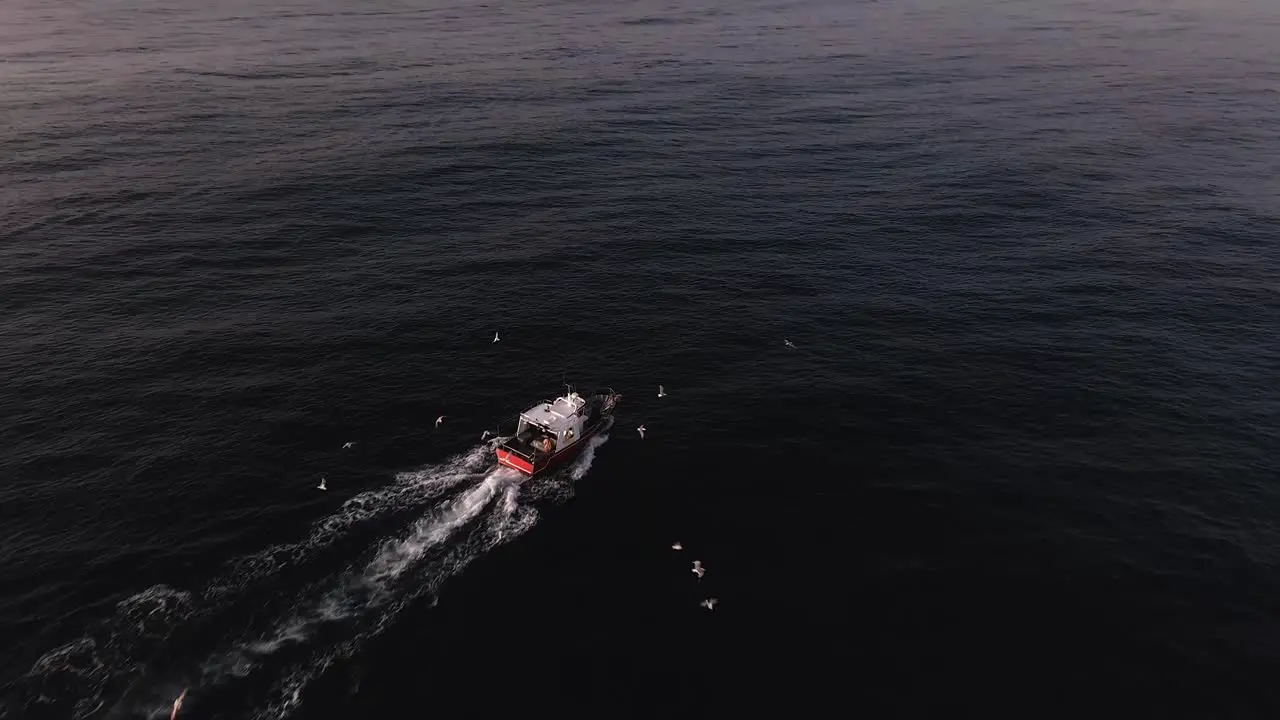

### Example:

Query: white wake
xmin=205 ymin=441 xmax=498 ymax=599
xmin=19 ymin=428 xmax=612 ymax=720
xmin=250 ymin=432 xmax=613 ymax=719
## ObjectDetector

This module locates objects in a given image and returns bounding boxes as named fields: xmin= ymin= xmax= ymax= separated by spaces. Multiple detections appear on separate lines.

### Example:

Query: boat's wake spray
xmin=11 ymin=432 xmax=611 ymax=720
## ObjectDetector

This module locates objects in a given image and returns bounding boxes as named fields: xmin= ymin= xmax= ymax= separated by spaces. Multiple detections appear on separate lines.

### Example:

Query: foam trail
xmin=250 ymin=431 xmax=615 ymax=720
xmin=72 ymin=430 xmax=609 ymax=720
xmin=570 ymin=429 xmax=609 ymax=481
xmin=200 ymin=467 xmax=520 ymax=684
xmin=15 ymin=442 xmax=521 ymax=720
xmin=205 ymin=443 xmax=497 ymax=598
xmin=253 ymin=480 xmax=535 ymax=720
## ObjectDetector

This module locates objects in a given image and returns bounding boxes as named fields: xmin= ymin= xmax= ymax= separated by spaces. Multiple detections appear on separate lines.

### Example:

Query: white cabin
xmin=516 ymin=392 xmax=587 ymax=453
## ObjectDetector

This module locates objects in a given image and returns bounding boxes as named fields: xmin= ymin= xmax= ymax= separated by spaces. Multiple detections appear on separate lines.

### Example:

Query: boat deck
xmin=500 ymin=427 xmax=553 ymax=462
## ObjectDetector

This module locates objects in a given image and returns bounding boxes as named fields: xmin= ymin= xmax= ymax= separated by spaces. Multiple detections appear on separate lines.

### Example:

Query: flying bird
xmin=671 ymin=541 xmax=683 ymax=551
xmin=317 ymin=476 xmax=327 ymax=491
xmin=692 ymin=560 xmax=705 ymax=579
xmin=436 ymin=416 xmax=445 ymax=428
xmin=784 ymin=339 xmax=796 ymax=348
xmin=170 ymin=688 xmax=188 ymax=720
xmin=492 ymin=331 xmax=500 ymax=343
xmin=700 ymin=598 xmax=718 ymax=611
xmin=657 ymin=385 xmax=667 ymax=398
xmin=636 ymin=424 xmax=646 ymax=439
xmin=342 ymin=442 xmax=354 ymax=449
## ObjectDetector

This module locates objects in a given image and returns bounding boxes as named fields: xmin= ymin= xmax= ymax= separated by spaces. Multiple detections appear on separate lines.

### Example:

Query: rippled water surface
xmin=2 ymin=0 xmax=1279 ymax=717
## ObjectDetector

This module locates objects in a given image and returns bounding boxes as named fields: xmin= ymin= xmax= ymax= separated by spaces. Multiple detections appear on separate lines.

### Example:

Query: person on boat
xmin=541 ymin=436 xmax=556 ymax=454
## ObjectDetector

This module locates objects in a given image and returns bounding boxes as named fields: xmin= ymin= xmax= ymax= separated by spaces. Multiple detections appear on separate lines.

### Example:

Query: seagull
xmin=657 ymin=385 xmax=667 ymax=398
xmin=671 ymin=541 xmax=683 ymax=551
xmin=436 ymin=415 xmax=445 ymax=428
xmin=692 ymin=560 xmax=705 ymax=579
xmin=700 ymin=598 xmax=718 ymax=611
xmin=784 ymin=339 xmax=796 ymax=348
xmin=317 ymin=476 xmax=327 ymax=491
xmin=170 ymin=688 xmax=187 ymax=720
xmin=636 ymin=424 xmax=646 ymax=439
xmin=342 ymin=442 xmax=354 ymax=449
xmin=492 ymin=331 xmax=500 ymax=343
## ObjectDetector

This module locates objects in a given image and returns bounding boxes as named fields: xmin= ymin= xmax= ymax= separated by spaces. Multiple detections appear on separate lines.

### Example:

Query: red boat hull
xmin=495 ymin=417 xmax=608 ymax=477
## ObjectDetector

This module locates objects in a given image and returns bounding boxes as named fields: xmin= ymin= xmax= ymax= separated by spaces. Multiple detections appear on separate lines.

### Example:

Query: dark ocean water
xmin=3 ymin=0 xmax=1279 ymax=717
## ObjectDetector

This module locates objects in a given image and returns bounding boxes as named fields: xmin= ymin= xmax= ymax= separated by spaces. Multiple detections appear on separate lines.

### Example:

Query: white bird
xmin=481 ymin=430 xmax=493 ymax=441
xmin=436 ymin=416 xmax=445 ymax=428
xmin=636 ymin=424 xmax=646 ymax=439
xmin=692 ymin=560 xmax=705 ymax=579
xmin=492 ymin=331 xmax=500 ymax=343
xmin=671 ymin=541 xmax=683 ymax=551
xmin=657 ymin=385 xmax=667 ymax=398
xmin=342 ymin=441 xmax=354 ymax=449
xmin=700 ymin=598 xmax=718 ymax=611
xmin=317 ymin=476 xmax=327 ymax=491
xmin=784 ymin=339 xmax=796 ymax=348
xmin=170 ymin=688 xmax=188 ymax=720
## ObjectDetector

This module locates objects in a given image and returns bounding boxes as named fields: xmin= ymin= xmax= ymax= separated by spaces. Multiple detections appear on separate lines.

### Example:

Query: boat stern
xmin=496 ymin=446 xmax=535 ymax=475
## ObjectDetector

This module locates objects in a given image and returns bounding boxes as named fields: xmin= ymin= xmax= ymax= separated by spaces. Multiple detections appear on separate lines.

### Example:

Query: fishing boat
xmin=495 ymin=388 xmax=620 ymax=476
